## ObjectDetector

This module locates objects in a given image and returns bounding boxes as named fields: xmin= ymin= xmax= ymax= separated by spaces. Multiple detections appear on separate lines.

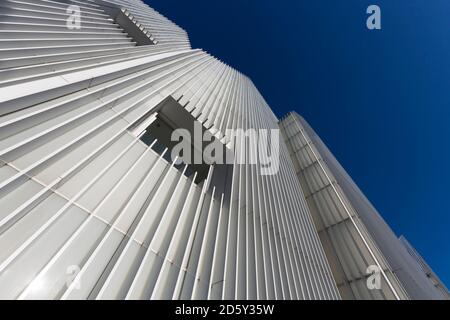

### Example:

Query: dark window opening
xmin=133 ymin=97 xmax=227 ymax=184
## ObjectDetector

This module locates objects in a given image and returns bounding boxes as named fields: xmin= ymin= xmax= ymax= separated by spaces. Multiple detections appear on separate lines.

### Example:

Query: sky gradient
xmin=147 ymin=0 xmax=450 ymax=287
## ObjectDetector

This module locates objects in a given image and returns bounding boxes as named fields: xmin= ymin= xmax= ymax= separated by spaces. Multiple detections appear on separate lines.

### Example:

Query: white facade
xmin=0 ymin=0 xmax=446 ymax=300
xmin=0 ymin=0 xmax=339 ymax=299
xmin=280 ymin=112 xmax=449 ymax=300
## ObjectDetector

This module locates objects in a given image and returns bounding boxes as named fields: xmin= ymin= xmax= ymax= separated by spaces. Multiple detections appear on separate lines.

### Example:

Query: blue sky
xmin=147 ymin=0 xmax=450 ymax=287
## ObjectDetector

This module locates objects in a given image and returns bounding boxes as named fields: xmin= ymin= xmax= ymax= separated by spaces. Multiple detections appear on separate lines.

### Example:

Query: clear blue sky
xmin=147 ymin=0 xmax=450 ymax=287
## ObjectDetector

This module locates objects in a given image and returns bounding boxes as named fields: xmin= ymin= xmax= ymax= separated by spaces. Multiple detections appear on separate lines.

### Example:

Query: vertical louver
xmin=0 ymin=0 xmax=340 ymax=299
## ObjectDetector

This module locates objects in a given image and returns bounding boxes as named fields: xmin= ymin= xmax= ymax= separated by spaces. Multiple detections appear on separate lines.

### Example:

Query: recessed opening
xmin=132 ymin=97 xmax=227 ymax=184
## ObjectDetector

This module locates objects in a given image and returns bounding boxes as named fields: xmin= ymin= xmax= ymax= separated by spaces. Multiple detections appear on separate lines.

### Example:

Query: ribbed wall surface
xmin=0 ymin=0 xmax=191 ymax=89
xmin=0 ymin=0 xmax=340 ymax=299
xmin=280 ymin=112 xmax=407 ymax=300
xmin=101 ymin=0 xmax=190 ymax=47
xmin=280 ymin=112 xmax=448 ymax=300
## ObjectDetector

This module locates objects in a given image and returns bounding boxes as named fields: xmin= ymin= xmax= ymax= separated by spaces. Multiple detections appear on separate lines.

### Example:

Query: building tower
xmin=279 ymin=112 xmax=449 ymax=300
xmin=0 ymin=0 xmax=446 ymax=300
xmin=0 ymin=0 xmax=339 ymax=299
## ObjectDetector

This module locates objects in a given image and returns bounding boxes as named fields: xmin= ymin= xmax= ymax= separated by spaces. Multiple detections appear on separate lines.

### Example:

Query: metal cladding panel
xmin=99 ymin=0 xmax=191 ymax=47
xmin=279 ymin=112 xmax=407 ymax=300
xmin=0 ymin=0 xmax=339 ymax=299
xmin=280 ymin=111 xmax=447 ymax=300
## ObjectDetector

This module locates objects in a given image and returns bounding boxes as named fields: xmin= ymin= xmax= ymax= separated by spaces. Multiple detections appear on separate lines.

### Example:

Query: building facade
xmin=279 ymin=112 xmax=449 ymax=300
xmin=399 ymin=236 xmax=449 ymax=299
xmin=0 ymin=0 xmax=446 ymax=300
